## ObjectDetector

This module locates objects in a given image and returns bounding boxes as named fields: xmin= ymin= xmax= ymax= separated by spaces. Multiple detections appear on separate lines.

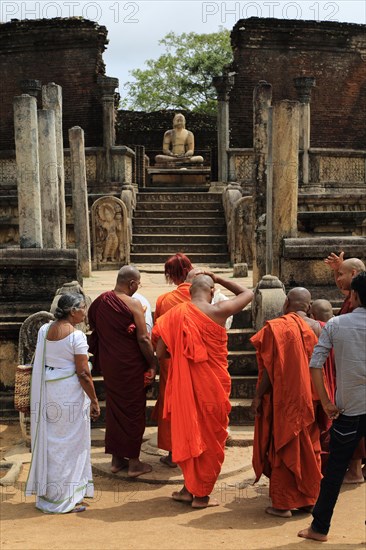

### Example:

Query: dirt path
xmin=1 ymin=424 xmax=365 ymax=550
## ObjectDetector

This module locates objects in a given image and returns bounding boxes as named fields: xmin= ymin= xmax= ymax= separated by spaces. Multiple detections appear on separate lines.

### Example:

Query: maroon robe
xmin=88 ymin=291 xmax=149 ymax=458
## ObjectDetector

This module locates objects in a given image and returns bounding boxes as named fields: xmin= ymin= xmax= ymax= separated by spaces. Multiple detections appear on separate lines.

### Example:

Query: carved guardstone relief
xmin=91 ymin=196 xmax=130 ymax=270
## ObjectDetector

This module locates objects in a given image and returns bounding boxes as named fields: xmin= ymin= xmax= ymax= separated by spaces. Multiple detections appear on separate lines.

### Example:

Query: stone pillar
xmin=212 ymin=73 xmax=235 ymax=183
xmin=68 ymin=126 xmax=91 ymax=277
xmin=252 ymin=275 xmax=286 ymax=331
xmin=13 ymin=94 xmax=42 ymax=248
xmin=37 ymin=109 xmax=61 ymax=248
xmin=272 ymin=100 xmax=300 ymax=277
xmin=135 ymin=145 xmax=146 ymax=188
xmin=98 ymin=76 xmax=119 ymax=182
xmin=294 ymin=77 xmax=315 ymax=186
xmin=42 ymin=83 xmax=66 ymax=248
xmin=252 ymin=81 xmax=272 ymax=285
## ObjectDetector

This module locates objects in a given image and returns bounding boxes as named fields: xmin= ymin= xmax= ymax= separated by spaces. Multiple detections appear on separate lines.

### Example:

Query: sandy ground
xmin=1 ymin=423 xmax=365 ymax=550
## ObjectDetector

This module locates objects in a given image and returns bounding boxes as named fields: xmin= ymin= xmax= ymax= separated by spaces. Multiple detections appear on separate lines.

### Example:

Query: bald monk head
xmin=283 ymin=287 xmax=312 ymax=315
xmin=189 ymin=274 xmax=215 ymax=303
xmin=185 ymin=267 xmax=203 ymax=283
xmin=337 ymin=258 xmax=365 ymax=291
xmin=310 ymin=299 xmax=334 ymax=322
xmin=115 ymin=265 xmax=141 ymax=296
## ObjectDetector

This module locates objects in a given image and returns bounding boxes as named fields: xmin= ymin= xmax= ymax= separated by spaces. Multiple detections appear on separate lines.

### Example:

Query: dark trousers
xmin=311 ymin=413 xmax=366 ymax=535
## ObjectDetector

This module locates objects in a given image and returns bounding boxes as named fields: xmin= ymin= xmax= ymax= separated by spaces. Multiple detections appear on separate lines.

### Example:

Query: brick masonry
xmin=0 ymin=18 xmax=108 ymax=150
xmin=229 ymin=17 xmax=366 ymax=149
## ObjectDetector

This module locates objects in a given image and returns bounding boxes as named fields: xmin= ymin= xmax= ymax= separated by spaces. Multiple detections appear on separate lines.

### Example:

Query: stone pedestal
xmin=272 ymin=100 xmax=300 ymax=277
xmin=251 ymin=275 xmax=286 ymax=331
xmin=42 ymin=83 xmax=66 ymax=248
xmin=38 ymin=109 xmax=61 ymax=248
xmin=147 ymin=167 xmax=210 ymax=187
xmin=13 ymin=94 xmax=42 ymax=248
xmin=68 ymin=126 xmax=92 ymax=277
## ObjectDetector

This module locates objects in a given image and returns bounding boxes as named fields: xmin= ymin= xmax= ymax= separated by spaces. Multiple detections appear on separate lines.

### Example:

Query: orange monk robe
xmin=152 ymin=302 xmax=231 ymax=497
xmin=151 ymin=283 xmax=192 ymax=451
xmin=251 ymin=313 xmax=322 ymax=510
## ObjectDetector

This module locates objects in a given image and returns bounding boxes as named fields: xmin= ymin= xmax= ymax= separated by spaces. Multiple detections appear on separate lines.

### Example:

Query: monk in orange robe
xmin=152 ymin=267 xmax=203 ymax=466
xmin=153 ymin=273 xmax=253 ymax=508
xmin=251 ymin=288 xmax=323 ymax=517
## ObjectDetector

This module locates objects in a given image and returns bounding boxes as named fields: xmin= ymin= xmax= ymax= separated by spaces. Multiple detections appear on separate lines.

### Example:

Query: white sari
xmin=25 ymin=322 xmax=94 ymax=513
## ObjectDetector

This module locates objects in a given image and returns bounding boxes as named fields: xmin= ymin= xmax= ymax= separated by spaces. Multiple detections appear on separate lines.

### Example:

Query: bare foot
xmin=191 ymin=496 xmax=219 ymax=508
xmin=298 ymin=527 xmax=328 ymax=542
xmin=111 ymin=456 xmax=128 ymax=473
xmin=160 ymin=454 xmax=178 ymax=468
xmin=127 ymin=460 xmax=152 ymax=478
xmin=265 ymin=506 xmax=292 ymax=518
xmin=172 ymin=486 xmax=193 ymax=503
xmin=344 ymin=460 xmax=364 ymax=483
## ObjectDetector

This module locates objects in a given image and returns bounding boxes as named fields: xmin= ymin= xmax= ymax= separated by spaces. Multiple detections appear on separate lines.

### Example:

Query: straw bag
xmin=14 ymin=364 xmax=33 ymax=414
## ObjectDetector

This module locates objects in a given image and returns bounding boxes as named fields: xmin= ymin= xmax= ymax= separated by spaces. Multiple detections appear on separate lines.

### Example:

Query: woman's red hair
xmin=164 ymin=253 xmax=193 ymax=285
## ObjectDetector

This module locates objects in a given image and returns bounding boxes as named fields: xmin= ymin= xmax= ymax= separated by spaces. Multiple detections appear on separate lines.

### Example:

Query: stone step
xmin=228 ymin=351 xmax=257 ymax=375
xmin=137 ymin=192 xmax=223 ymax=203
xmin=93 ymin=398 xmax=255 ymax=428
xmin=133 ymin=225 xmax=227 ymax=236
xmin=133 ymin=216 xmax=226 ymax=227
xmin=134 ymin=209 xmax=224 ymax=218
xmin=130 ymin=252 xmax=231 ymax=264
xmin=131 ymin=243 xmax=228 ymax=254
xmin=134 ymin=234 xmax=228 ymax=245
xmin=94 ymin=374 xmax=258 ymax=402
xmin=231 ymin=308 xmax=253 ymax=329
xmin=228 ymin=328 xmax=256 ymax=350
xmin=136 ymin=203 xmax=224 ymax=213
xmin=141 ymin=186 xmax=210 ymax=193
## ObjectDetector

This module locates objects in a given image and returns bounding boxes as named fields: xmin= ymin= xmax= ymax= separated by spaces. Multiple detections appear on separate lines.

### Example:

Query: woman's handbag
xmin=14 ymin=364 xmax=33 ymax=414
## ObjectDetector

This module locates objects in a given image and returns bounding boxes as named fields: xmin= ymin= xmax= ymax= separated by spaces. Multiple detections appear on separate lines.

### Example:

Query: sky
xmin=1 ymin=0 xmax=365 ymax=99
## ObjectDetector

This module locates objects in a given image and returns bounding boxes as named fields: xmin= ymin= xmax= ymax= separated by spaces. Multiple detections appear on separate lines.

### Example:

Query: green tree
xmin=121 ymin=29 xmax=232 ymax=115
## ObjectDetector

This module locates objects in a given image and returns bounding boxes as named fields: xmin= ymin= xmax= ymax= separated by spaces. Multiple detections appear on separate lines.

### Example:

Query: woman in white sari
xmin=25 ymin=293 xmax=100 ymax=513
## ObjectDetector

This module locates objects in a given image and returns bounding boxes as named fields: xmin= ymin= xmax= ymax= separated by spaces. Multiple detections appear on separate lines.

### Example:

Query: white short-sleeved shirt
xmin=45 ymin=329 xmax=88 ymax=370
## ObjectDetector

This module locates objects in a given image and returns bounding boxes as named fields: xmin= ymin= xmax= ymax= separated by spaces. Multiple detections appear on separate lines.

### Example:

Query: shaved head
xmin=190 ymin=274 xmax=214 ymax=299
xmin=116 ymin=265 xmax=140 ymax=285
xmin=341 ymin=258 xmax=365 ymax=273
xmin=185 ymin=267 xmax=203 ymax=283
xmin=310 ymin=299 xmax=333 ymax=322
xmin=285 ymin=287 xmax=312 ymax=314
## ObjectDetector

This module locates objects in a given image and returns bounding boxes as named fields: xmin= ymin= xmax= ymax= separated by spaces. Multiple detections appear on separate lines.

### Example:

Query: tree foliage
xmin=121 ymin=29 xmax=232 ymax=115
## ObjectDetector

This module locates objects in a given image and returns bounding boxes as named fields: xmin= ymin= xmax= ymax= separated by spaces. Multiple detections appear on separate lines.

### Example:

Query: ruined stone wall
xmin=229 ymin=18 xmax=366 ymax=149
xmin=0 ymin=18 xmax=108 ymax=150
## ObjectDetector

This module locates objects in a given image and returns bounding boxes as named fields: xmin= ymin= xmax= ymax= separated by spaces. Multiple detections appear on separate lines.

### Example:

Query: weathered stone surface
xmin=91 ymin=196 xmax=130 ymax=270
xmin=272 ymin=100 xmax=300 ymax=277
xmin=0 ymin=248 xmax=80 ymax=321
xmin=42 ymin=83 xmax=66 ymax=248
xmin=68 ymin=126 xmax=91 ymax=277
xmin=252 ymin=275 xmax=287 ymax=331
xmin=13 ymin=94 xmax=42 ymax=249
xmin=233 ymin=263 xmax=248 ymax=278
xmin=37 ymin=109 xmax=61 ymax=248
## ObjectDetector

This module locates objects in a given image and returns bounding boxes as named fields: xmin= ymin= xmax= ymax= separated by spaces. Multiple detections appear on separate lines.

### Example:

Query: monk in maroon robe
xmin=88 ymin=266 xmax=156 ymax=477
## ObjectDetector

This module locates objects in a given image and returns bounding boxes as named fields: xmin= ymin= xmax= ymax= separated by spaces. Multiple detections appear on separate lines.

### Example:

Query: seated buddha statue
xmin=155 ymin=113 xmax=204 ymax=164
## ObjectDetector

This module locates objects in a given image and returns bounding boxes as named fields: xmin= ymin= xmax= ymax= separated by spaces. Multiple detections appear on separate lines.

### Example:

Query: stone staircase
xmin=130 ymin=189 xmax=230 ymax=265
xmin=92 ymin=306 xmax=257 ymax=430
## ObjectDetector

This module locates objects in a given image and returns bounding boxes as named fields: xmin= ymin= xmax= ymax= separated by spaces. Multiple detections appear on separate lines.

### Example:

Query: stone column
xmin=135 ymin=145 xmax=146 ymax=188
xmin=294 ymin=76 xmax=315 ymax=186
xmin=38 ymin=109 xmax=61 ymax=248
xmin=42 ymin=83 xmax=66 ymax=248
xmin=252 ymin=81 xmax=272 ymax=285
xmin=68 ymin=126 xmax=91 ymax=277
xmin=13 ymin=94 xmax=42 ymax=248
xmin=97 ymin=76 xmax=119 ymax=182
xmin=272 ymin=100 xmax=300 ymax=277
xmin=212 ymin=73 xmax=235 ymax=183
